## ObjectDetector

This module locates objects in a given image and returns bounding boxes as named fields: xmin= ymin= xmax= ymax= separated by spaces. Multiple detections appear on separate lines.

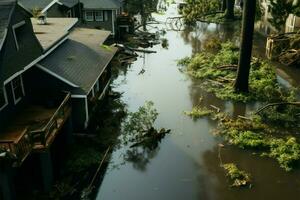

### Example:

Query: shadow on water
xmin=96 ymin=2 xmax=300 ymax=200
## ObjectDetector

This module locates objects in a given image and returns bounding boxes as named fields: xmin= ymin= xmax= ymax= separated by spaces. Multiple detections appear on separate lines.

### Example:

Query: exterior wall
xmin=0 ymin=5 xmax=43 ymax=81
xmin=81 ymin=9 xmax=116 ymax=34
xmin=46 ymin=3 xmax=67 ymax=17
xmin=72 ymin=98 xmax=87 ymax=131
xmin=45 ymin=3 xmax=81 ymax=18
xmin=23 ymin=67 xmax=88 ymax=131
xmin=0 ymin=5 xmax=43 ymax=131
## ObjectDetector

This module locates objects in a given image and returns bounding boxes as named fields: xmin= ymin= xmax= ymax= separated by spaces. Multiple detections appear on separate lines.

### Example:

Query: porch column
xmin=0 ymin=165 xmax=16 ymax=200
xmin=39 ymin=150 xmax=53 ymax=192
xmin=64 ymin=117 xmax=74 ymax=146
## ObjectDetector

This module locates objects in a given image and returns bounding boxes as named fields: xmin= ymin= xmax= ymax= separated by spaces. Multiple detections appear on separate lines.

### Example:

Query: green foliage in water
xmin=123 ymin=101 xmax=159 ymax=142
xmin=182 ymin=0 xmax=220 ymax=24
xmin=184 ymin=106 xmax=213 ymax=119
xmin=177 ymin=41 xmax=292 ymax=103
xmin=222 ymin=163 xmax=251 ymax=187
xmin=217 ymin=114 xmax=300 ymax=171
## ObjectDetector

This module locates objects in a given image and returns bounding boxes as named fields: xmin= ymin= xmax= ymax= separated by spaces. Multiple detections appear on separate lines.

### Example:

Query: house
xmin=18 ymin=0 xmax=81 ymax=18
xmin=0 ymin=1 xmax=117 ymax=199
xmin=80 ymin=0 xmax=122 ymax=35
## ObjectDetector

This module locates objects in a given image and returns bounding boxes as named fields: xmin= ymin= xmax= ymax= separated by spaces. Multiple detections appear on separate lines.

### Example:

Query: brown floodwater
xmin=96 ymin=3 xmax=300 ymax=200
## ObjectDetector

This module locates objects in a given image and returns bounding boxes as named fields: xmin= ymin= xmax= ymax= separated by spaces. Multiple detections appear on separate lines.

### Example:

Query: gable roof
xmin=0 ymin=0 xmax=15 ymax=51
xmin=81 ymin=0 xmax=120 ymax=10
xmin=18 ymin=0 xmax=78 ymax=13
xmin=18 ymin=0 xmax=53 ymax=11
xmin=38 ymin=28 xmax=117 ymax=95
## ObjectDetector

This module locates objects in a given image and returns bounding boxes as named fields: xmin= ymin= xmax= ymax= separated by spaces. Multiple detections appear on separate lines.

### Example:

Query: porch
xmin=0 ymin=92 xmax=71 ymax=167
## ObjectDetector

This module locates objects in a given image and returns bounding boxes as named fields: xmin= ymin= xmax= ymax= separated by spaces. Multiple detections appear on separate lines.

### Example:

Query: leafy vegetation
xmin=177 ymin=41 xmax=293 ymax=102
xmin=215 ymin=112 xmax=300 ymax=171
xmin=184 ymin=106 xmax=213 ymax=119
xmin=181 ymin=0 xmax=220 ymax=24
xmin=123 ymin=101 xmax=159 ymax=140
xmin=223 ymin=163 xmax=252 ymax=187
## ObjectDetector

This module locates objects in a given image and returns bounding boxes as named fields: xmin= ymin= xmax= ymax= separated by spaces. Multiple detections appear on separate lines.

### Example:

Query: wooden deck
xmin=0 ymin=92 xmax=71 ymax=167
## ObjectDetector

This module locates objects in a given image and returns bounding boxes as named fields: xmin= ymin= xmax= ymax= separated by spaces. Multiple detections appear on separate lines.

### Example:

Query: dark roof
xmin=18 ymin=0 xmax=52 ymax=11
xmin=39 ymin=29 xmax=117 ymax=94
xmin=59 ymin=0 xmax=79 ymax=8
xmin=0 ymin=0 xmax=15 ymax=50
xmin=81 ymin=0 xmax=120 ymax=9
xmin=18 ymin=0 xmax=78 ymax=12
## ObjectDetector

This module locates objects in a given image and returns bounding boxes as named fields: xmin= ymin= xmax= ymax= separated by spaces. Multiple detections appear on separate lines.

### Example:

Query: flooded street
xmin=96 ymin=3 xmax=300 ymax=200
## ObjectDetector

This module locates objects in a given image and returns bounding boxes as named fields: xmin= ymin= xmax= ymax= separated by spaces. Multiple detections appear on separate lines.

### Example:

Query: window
xmin=0 ymin=87 xmax=8 ymax=111
xmin=104 ymin=11 xmax=108 ymax=21
xmin=85 ymin=11 xmax=94 ymax=21
xmin=12 ymin=21 xmax=26 ymax=51
xmin=95 ymin=11 xmax=104 ymax=21
xmin=11 ymin=76 xmax=25 ymax=104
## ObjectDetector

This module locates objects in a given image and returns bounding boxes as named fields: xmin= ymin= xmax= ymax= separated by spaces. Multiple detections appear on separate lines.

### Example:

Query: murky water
xmin=96 ymin=3 xmax=300 ymax=200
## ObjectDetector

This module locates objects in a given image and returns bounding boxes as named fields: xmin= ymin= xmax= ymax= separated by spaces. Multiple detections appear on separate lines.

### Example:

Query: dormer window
xmin=12 ymin=21 xmax=26 ymax=51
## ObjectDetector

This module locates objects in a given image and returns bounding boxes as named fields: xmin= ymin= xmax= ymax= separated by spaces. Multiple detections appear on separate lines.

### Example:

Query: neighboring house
xmin=18 ymin=0 xmax=81 ymax=18
xmin=0 ymin=1 xmax=117 ymax=199
xmin=80 ymin=0 xmax=122 ymax=35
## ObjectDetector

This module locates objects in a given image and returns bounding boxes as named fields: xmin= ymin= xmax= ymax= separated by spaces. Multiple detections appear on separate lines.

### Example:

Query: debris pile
xmin=266 ymin=32 xmax=300 ymax=66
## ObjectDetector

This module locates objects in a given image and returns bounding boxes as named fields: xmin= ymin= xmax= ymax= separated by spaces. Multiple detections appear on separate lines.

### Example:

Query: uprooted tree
xmin=123 ymin=0 xmax=159 ymax=31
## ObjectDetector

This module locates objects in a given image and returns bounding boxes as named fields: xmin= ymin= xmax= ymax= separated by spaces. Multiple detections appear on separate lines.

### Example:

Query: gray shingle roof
xmin=39 ymin=28 xmax=117 ymax=95
xmin=0 ymin=1 xmax=15 ymax=51
xmin=18 ymin=0 xmax=53 ymax=11
xmin=81 ymin=0 xmax=120 ymax=9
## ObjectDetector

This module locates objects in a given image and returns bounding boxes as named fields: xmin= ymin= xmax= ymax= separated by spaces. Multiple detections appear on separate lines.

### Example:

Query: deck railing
xmin=0 ymin=92 xmax=71 ymax=166
xmin=30 ymin=92 xmax=71 ymax=148
xmin=0 ymin=128 xmax=33 ymax=166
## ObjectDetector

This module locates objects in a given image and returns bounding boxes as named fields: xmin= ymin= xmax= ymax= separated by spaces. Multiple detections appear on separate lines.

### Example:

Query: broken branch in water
xmin=210 ymin=105 xmax=221 ymax=113
xmin=130 ymin=128 xmax=171 ymax=148
xmin=255 ymin=102 xmax=300 ymax=114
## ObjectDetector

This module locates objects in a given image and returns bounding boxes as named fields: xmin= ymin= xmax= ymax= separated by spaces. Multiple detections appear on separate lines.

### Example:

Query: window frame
xmin=95 ymin=11 xmax=104 ymax=22
xmin=0 ymin=85 xmax=8 ymax=111
xmin=11 ymin=75 xmax=25 ymax=105
xmin=85 ymin=11 xmax=94 ymax=22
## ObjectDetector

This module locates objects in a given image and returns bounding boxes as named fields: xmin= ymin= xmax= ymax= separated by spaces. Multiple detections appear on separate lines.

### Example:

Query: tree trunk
xmin=222 ymin=0 xmax=227 ymax=11
xmin=140 ymin=0 xmax=147 ymax=31
xmin=224 ymin=0 xmax=235 ymax=19
xmin=234 ymin=0 xmax=256 ymax=93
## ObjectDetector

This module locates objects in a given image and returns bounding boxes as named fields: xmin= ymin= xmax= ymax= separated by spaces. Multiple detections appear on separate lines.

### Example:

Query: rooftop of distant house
xmin=31 ymin=17 xmax=78 ymax=50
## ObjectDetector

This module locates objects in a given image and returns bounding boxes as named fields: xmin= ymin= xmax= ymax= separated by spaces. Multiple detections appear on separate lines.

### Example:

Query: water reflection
xmin=96 ymin=2 xmax=300 ymax=200
xmin=124 ymin=146 xmax=160 ymax=171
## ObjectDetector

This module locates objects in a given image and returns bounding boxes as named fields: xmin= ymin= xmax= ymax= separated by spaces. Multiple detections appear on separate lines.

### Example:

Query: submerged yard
xmin=95 ymin=3 xmax=300 ymax=200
